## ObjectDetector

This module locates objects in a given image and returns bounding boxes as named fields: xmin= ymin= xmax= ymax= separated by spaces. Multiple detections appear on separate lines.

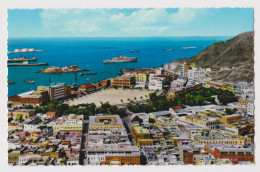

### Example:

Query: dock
xmin=8 ymin=63 xmax=48 ymax=66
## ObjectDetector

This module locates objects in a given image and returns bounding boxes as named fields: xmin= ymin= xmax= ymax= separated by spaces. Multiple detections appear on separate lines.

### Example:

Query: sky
xmin=8 ymin=8 xmax=254 ymax=37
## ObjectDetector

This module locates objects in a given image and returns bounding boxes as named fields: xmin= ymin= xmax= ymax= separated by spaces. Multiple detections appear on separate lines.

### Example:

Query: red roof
xmin=171 ymin=106 xmax=182 ymax=110
xmin=157 ymin=74 xmax=169 ymax=77
xmin=79 ymin=84 xmax=95 ymax=89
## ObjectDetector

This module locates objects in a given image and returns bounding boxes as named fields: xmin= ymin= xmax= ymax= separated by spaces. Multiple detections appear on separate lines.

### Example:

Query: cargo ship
xmin=103 ymin=55 xmax=137 ymax=63
xmin=8 ymin=56 xmax=37 ymax=62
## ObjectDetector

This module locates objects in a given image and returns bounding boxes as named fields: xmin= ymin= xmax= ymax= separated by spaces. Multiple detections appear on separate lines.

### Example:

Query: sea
xmin=7 ymin=36 xmax=232 ymax=97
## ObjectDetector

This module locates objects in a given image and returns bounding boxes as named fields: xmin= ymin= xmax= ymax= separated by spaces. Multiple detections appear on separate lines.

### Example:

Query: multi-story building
xmin=148 ymin=77 xmax=165 ymax=90
xmin=204 ymin=144 xmax=254 ymax=164
xmin=247 ymin=102 xmax=254 ymax=116
xmin=187 ymin=67 xmax=203 ymax=79
xmin=110 ymin=76 xmax=135 ymax=88
xmin=48 ymin=114 xmax=83 ymax=132
xmin=88 ymin=115 xmax=124 ymax=130
xmin=194 ymin=135 xmax=244 ymax=145
xmin=134 ymin=72 xmax=148 ymax=82
xmin=219 ymin=114 xmax=242 ymax=124
xmin=155 ymin=68 xmax=164 ymax=75
xmin=131 ymin=126 xmax=152 ymax=147
xmin=37 ymin=83 xmax=71 ymax=101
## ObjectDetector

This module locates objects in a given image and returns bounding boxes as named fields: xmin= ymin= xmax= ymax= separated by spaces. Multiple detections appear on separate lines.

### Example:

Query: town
xmin=8 ymin=61 xmax=255 ymax=165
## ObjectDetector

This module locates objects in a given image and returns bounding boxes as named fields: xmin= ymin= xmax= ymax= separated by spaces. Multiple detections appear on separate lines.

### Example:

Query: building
xmin=188 ymin=67 xmax=203 ymax=79
xmin=48 ymin=114 xmax=83 ymax=132
xmin=89 ymin=115 xmax=124 ymax=130
xmin=131 ymin=126 xmax=152 ymax=147
xmin=78 ymin=84 xmax=96 ymax=92
xmin=194 ymin=135 xmax=244 ymax=145
xmin=8 ymin=90 xmax=50 ymax=106
xmin=204 ymin=144 xmax=254 ymax=164
xmin=37 ymin=83 xmax=71 ymax=100
xmin=134 ymin=72 xmax=148 ymax=82
xmin=247 ymin=102 xmax=254 ymax=116
xmin=111 ymin=76 xmax=135 ymax=88
xmin=148 ymin=77 xmax=165 ymax=90
xmin=11 ymin=109 xmax=35 ymax=120
xmin=168 ymin=83 xmax=202 ymax=98
xmin=219 ymin=114 xmax=242 ymax=124
xmin=155 ymin=68 xmax=164 ymax=75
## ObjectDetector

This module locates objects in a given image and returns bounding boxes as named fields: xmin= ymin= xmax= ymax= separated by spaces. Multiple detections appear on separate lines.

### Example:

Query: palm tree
xmin=127 ymin=98 xmax=130 ymax=102
xmin=134 ymin=97 xmax=137 ymax=101
xmin=121 ymin=99 xmax=124 ymax=103
xmin=140 ymin=96 xmax=143 ymax=100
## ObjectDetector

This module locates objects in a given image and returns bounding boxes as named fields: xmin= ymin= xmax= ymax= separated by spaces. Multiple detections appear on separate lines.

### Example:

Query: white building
xmin=155 ymin=68 xmax=164 ymax=75
xmin=187 ymin=67 xmax=203 ymax=79
xmin=134 ymin=81 xmax=147 ymax=88
xmin=247 ymin=102 xmax=254 ymax=116
xmin=148 ymin=77 xmax=165 ymax=90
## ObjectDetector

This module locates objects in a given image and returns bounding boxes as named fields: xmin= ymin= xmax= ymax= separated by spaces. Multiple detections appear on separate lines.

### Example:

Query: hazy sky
xmin=8 ymin=8 xmax=254 ymax=37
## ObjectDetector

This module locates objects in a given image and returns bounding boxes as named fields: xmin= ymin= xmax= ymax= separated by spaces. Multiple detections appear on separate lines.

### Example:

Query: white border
xmin=0 ymin=0 xmax=259 ymax=172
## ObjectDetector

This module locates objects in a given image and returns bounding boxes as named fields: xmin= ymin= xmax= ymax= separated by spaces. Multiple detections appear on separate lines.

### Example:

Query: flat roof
xmin=133 ymin=126 xmax=150 ymax=134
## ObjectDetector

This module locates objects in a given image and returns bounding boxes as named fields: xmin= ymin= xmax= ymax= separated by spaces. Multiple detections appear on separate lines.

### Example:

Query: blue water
xmin=7 ymin=36 xmax=232 ymax=97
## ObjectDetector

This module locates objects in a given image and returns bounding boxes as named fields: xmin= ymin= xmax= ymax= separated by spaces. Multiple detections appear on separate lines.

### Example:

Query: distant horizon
xmin=8 ymin=35 xmax=238 ymax=39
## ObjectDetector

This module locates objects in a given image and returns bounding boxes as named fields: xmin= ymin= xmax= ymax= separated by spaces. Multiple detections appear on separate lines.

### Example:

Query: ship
xmin=130 ymin=50 xmax=139 ymax=53
xmin=181 ymin=47 xmax=197 ymax=49
xmin=8 ymin=81 xmax=15 ymax=84
xmin=24 ymin=80 xmax=35 ymax=84
xmin=164 ymin=48 xmax=175 ymax=51
xmin=85 ymin=72 xmax=97 ymax=75
xmin=103 ymin=55 xmax=137 ymax=63
xmin=8 ymin=56 xmax=37 ymax=62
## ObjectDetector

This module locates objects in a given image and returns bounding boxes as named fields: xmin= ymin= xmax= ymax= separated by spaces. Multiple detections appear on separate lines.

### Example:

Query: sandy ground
xmin=66 ymin=88 xmax=154 ymax=106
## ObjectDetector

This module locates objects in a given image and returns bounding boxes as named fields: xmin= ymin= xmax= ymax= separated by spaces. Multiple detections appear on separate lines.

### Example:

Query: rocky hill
xmin=178 ymin=32 xmax=254 ymax=82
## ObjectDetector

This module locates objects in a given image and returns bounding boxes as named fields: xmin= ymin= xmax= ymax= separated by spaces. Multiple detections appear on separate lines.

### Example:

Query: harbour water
xmin=7 ymin=36 xmax=232 ymax=97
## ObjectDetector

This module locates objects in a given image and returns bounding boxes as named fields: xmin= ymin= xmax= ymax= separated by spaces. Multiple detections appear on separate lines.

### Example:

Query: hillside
xmin=178 ymin=32 xmax=254 ymax=82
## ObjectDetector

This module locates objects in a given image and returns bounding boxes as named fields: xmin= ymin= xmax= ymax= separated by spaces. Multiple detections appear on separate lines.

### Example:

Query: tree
xmin=121 ymin=99 xmax=124 ymax=103
xmin=149 ymin=118 xmax=156 ymax=123
xmin=132 ymin=116 xmax=143 ymax=124
xmin=225 ymin=108 xmax=237 ymax=115
xmin=24 ymin=104 xmax=34 ymax=109
xmin=149 ymin=92 xmax=157 ymax=101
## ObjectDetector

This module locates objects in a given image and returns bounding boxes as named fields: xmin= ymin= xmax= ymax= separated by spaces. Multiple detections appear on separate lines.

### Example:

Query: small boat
xmin=86 ymin=72 xmax=97 ymax=75
xmin=24 ymin=80 xmax=35 ymax=84
xmin=86 ymin=78 xmax=90 ymax=80
xmin=78 ymin=73 xmax=84 ymax=76
xmin=164 ymin=48 xmax=175 ymax=51
xmin=8 ymin=81 xmax=15 ymax=84
xmin=130 ymin=50 xmax=139 ymax=53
